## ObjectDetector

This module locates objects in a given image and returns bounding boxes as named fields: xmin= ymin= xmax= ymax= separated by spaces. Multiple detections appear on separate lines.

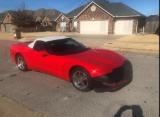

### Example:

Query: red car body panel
xmin=10 ymin=42 xmax=127 ymax=82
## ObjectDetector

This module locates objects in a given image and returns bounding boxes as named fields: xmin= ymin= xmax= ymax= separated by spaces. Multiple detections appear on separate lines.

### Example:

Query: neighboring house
xmin=34 ymin=8 xmax=61 ymax=31
xmin=0 ymin=9 xmax=61 ymax=32
xmin=145 ymin=15 xmax=159 ymax=34
xmin=0 ymin=0 xmax=146 ymax=34
xmin=0 ymin=13 xmax=5 ymax=31
xmin=1 ymin=11 xmax=16 ymax=32
xmin=55 ymin=13 xmax=70 ymax=32
xmin=56 ymin=0 xmax=145 ymax=34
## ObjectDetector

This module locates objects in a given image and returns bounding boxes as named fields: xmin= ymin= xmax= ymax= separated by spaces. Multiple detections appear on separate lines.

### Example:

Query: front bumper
xmin=93 ymin=60 xmax=133 ymax=90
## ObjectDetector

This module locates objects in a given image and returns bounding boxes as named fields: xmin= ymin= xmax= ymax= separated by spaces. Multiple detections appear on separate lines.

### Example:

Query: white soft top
xmin=28 ymin=36 xmax=69 ymax=48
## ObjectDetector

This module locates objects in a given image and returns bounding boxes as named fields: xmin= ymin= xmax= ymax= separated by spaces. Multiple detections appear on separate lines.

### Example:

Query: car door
xmin=31 ymin=51 xmax=66 ymax=78
xmin=40 ymin=54 xmax=66 ymax=77
xmin=29 ymin=49 xmax=66 ymax=78
xmin=30 ymin=40 xmax=68 ymax=78
xmin=28 ymin=40 xmax=53 ymax=73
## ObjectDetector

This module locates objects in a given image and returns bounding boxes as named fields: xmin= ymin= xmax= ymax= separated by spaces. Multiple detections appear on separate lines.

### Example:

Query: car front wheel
xmin=16 ymin=54 xmax=28 ymax=71
xmin=71 ymin=67 xmax=93 ymax=92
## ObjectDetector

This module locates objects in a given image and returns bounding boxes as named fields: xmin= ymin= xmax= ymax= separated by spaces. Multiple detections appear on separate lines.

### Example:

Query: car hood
xmin=67 ymin=48 xmax=126 ymax=69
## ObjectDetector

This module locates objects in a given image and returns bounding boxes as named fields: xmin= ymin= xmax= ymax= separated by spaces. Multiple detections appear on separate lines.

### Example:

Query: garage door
xmin=6 ymin=24 xmax=15 ymax=32
xmin=80 ymin=21 xmax=108 ymax=34
xmin=115 ymin=20 xmax=133 ymax=34
xmin=0 ymin=24 xmax=6 ymax=32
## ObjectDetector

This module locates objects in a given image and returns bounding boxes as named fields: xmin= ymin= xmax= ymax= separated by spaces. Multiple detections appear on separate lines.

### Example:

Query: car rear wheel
xmin=71 ymin=67 xmax=93 ymax=92
xmin=16 ymin=54 xmax=28 ymax=71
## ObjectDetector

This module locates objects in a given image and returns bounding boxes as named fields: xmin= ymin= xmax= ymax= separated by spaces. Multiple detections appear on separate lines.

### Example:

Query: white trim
xmin=55 ymin=13 xmax=62 ymax=21
xmin=55 ymin=13 xmax=69 ymax=21
xmin=74 ymin=1 xmax=114 ymax=20
xmin=115 ymin=15 xmax=141 ymax=18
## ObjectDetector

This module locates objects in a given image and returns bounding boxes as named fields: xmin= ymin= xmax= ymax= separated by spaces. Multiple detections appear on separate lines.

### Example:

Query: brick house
xmin=0 ymin=11 xmax=16 ymax=32
xmin=56 ymin=0 xmax=145 ymax=34
xmin=0 ymin=8 xmax=61 ymax=32
xmin=55 ymin=13 xmax=70 ymax=32
xmin=1 ymin=10 xmax=36 ymax=32
xmin=34 ymin=8 xmax=61 ymax=31
xmin=0 ymin=13 xmax=5 ymax=31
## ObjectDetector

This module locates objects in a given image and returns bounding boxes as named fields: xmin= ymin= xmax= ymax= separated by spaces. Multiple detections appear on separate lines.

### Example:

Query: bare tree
xmin=12 ymin=2 xmax=35 ymax=27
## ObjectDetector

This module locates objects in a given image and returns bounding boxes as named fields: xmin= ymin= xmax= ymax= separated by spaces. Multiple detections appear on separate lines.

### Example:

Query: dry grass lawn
xmin=103 ymin=34 xmax=159 ymax=52
xmin=0 ymin=32 xmax=76 ymax=41
xmin=116 ymin=35 xmax=159 ymax=43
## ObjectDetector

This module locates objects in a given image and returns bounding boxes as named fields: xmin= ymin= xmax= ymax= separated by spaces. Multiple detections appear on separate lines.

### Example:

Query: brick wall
xmin=56 ymin=15 xmax=70 ymax=32
xmin=3 ymin=13 xmax=12 ymax=24
xmin=74 ymin=3 xmax=114 ymax=34
xmin=35 ymin=16 xmax=42 ymax=22
xmin=41 ymin=16 xmax=52 ymax=27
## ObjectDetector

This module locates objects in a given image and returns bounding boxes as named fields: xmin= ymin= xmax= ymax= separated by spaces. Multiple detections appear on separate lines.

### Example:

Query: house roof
xmin=5 ymin=10 xmax=17 ymax=16
xmin=146 ymin=15 xmax=159 ymax=22
xmin=67 ymin=0 xmax=145 ymax=19
xmin=0 ymin=10 xmax=17 ymax=23
xmin=55 ymin=13 xmax=69 ymax=21
xmin=34 ymin=8 xmax=61 ymax=21
xmin=4 ymin=10 xmax=34 ymax=18
xmin=103 ymin=2 xmax=145 ymax=17
xmin=0 ymin=13 xmax=5 ymax=23
xmin=66 ymin=3 xmax=90 ymax=18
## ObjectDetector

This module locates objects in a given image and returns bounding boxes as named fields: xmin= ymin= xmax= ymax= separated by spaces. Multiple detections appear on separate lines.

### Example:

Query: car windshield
xmin=45 ymin=38 xmax=90 ymax=55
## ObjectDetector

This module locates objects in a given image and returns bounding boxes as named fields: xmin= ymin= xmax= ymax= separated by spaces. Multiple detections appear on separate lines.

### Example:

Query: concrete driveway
xmin=69 ymin=34 xmax=125 ymax=47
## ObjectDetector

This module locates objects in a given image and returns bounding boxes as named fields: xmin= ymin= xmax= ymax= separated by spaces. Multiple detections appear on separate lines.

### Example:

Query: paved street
xmin=0 ymin=38 xmax=159 ymax=117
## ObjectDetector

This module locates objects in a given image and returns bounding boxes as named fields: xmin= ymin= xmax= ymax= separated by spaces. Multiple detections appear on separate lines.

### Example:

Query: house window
xmin=73 ymin=21 xmax=77 ymax=32
xmin=60 ymin=22 xmax=66 ymax=32
xmin=91 ymin=5 xmax=96 ymax=12
xmin=44 ymin=22 xmax=48 ymax=26
xmin=74 ymin=21 xmax=77 ymax=28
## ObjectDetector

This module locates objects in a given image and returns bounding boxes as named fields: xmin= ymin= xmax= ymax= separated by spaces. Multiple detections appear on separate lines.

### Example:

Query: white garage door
xmin=6 ymin=24 xmax=15 ymax=32
xmin=115 ymin=20 xmax=133 ymax=34
xmin=80 ymin=21 xmax=108 ymax=34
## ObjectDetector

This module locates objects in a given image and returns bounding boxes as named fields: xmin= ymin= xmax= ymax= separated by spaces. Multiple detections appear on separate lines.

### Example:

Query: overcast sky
xmin=0 ymin=0 xmax=159 ymax=16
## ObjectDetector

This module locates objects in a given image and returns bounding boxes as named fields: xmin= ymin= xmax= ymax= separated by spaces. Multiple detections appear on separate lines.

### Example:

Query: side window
xmin=33 ymin=41 xmax=46 ymax=51
xmin=66 ymin=39 xmax=79 ymax=47
xmin=43 ymin=22 xmax=48 ymax=27
xmin=74 ymin=21 xmax=77 ymax=28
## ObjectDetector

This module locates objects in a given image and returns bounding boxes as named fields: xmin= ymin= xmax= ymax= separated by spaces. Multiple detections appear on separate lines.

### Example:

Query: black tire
xmin=16 ymin=54 xmax=28 ymax=71
xmin=70 ymin=67 xmax=93 ymax=92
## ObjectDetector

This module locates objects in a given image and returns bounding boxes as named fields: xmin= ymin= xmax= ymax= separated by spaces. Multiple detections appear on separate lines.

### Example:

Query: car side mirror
xmin=39 ymin=50 xmax=49 ymax=57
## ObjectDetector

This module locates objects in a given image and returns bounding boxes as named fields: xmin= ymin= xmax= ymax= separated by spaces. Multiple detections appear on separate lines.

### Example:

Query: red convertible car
xmin=10 ymin=36 xmax=132 ymax=92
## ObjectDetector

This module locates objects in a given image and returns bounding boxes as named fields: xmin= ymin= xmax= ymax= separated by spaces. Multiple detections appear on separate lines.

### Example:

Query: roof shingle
xmin=67 ymin=0 xmax=145 ymax=18
xmin=34 ymin=8 xmax=61 ymax=21
xmin=66 ymin=2 xmax=90 ymax=18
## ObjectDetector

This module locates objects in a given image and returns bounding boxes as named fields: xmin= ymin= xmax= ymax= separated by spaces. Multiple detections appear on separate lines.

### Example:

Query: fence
xmin=144 ymin=15 xmax=159 ymax=34
xmin=145 ymin=21 xmax=159 ymax=34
